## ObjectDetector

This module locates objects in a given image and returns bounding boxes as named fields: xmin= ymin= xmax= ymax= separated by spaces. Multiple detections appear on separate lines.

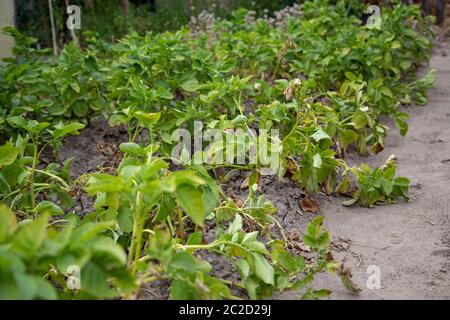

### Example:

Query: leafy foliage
xmin=0 ymin=0 xmax=437 ymax=300
xmin=0 ymin=204 xmax=134 ymax=299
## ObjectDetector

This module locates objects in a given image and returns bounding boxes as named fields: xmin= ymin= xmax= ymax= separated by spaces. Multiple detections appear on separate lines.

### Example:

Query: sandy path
xmin=300 ymin=42 xmax=450 ymax=300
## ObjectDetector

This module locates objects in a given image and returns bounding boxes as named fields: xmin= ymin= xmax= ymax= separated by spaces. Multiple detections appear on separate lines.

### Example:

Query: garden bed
xmin=0 ymin=1 xmax=446 ymax=300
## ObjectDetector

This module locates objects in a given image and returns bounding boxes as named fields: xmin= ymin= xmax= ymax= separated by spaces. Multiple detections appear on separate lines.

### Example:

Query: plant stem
xmin=29 ymin=141 xmax=39 ymax=210
xmin=129 ymin=148 xmax=154 ymax=274
xmin=30 ymin=169 xmax=70 ymax=190
xmin=176 ymin=240 xmax=225 ymax=251
xmin=220 ymin=278 xmax=246 ymax=290
xmin=130 ymin=190 xmax=144 ymax=275
xmin=166 ymin=216 xmax=175 ymax=237
xmin=177 ymin=240 xmax=253 ymax=256
xmin=177 ymin=207 xmax=184 ymax=240
xmin=127 ymin=219 xmax=137 ymax=269
xmin=282 ymin=112 xmax=299 ymax=143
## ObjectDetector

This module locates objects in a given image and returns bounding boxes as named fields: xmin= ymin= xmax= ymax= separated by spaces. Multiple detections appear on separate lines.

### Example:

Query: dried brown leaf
xmin=300 ymin=195 xmax=320 ymax=213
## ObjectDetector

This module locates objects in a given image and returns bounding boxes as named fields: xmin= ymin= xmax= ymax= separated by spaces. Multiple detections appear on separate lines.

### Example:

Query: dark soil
xmin=52 ymin=118 xmax=128 ymax=216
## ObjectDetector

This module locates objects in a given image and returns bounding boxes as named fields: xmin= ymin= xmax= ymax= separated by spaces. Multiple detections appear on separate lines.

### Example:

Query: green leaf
xmin=35 ymin=201 xmax=64 ymax=216
xmin=164 ymin=171 xmax=205 ymax=191
xmin=273 ymin=248 xmax=296 ymax=272
xmin=52 ymin=122 xmax=86 ymax=139
xmin=48 ymin=103 xmax=68 ymax=116
xmin=379 ymin=87 xmax=393 ymax=98
xmin=202 ymin=185 xmax=219 ymax=216
xmin=0 ymin=204 xmax=17 ymax=243
xmin=73 ymin=101 xmax=88 ymax=117
xmin=394 ymin=177 xmax=410 ymax=187
xmin=242 ymin=231 xmax=259 ymax=244
xmin=312 ymin=153 xmax=322 ymax=169
xmin=81 ymin=261 xmax=114 ymax=298
xmin=154 ymin=196 xmax=175 ymax=223
xmin=344 ymin=71 xmax=357 ymax=81
xmin=176 ymin=184 xmax=205 ymax=226
xmin=247 ymin=241 xmax=269 ymax=255
xmin=391 ymin=40 xmax=401 ymax=49
xmin=170 ymin=280 xmax=192 ymax=299
xmin=12 ymin=214 xmax=48 ymax=257
xmin=6 ymin=116 xmax=27 ymax=129
xmin=0 ymin=142 xmax=19 ymax=168
xmin=253 ymin=253 xmax=274 ymax=285
xmin=300 ymin=289 xmax=318 ymax=300
xmin=236 ymin=259 xmax=250 ymax=278
xmin=180 ymin=77 xmax=200 ymax=92
xmin=169 ymin=251 xmax=198 ymax=273
xmin=303 ymin=215 xmax=330 ymax=251
xmin=70 ymin=221 xmax=114 ymax=243
xmin=33 ymin=277 xmax=57 ymax=300
xmin=228 ymin=214 xmax=243 ymax=234
xmin=120 ymin=142 xmax=146 ymax=158
xmin=352 ymin=113 xmax=367 ymax=130
xmin=91 ymin=237 xmax=127 ymax=264
xmin=133 ymin=111 xmax=161 ymax=127
xmin=187 ymin=232 xmax=203 ymax=245
xmin=86 ymin=174 xmax=125 ymax=194
xmin=70 ymin=81 xmax=80 ymax=93
xmin=395 ymin=118 xmax=409 ymax=137
xmin=381 ymin=179 xmax=393 ymax=195
xmin=338 ymin=129 xmax=358 ymax=147
xmin=311 ymin=129 xmax=330 ymax=142
xmin=313 ymin=289 xmax=332 ymax=298
xmin=117 ymin=208 xmax=133 ymax=233
xmin=292 ymin=273 xmax=314 ymax=290
xmin=231 ymin=115 xmax=248 ymax=125
xmin=244 ymin=276 xmax=259 ymax=300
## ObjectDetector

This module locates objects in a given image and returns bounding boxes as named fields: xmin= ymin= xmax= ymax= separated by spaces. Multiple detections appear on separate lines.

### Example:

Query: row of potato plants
xmin=0 ymin=0 xmax=435 ymax=299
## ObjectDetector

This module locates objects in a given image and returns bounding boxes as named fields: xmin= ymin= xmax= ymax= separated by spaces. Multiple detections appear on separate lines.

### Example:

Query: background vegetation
xmin=16 ymin=0 xmax=295 ymax=48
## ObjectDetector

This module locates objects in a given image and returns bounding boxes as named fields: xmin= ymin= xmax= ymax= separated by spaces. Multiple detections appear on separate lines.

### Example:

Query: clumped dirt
xmin=54 ymin=41 xmax=450 ymax=300
xmin=58 ymin=117 xmax=128 ymax=178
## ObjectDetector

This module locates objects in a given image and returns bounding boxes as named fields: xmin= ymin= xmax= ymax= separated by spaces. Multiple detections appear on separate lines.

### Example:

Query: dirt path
xmin=284 ymin=42 xmax=450 ymax=300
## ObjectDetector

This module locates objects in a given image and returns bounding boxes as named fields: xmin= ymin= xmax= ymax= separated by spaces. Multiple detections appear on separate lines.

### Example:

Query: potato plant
xmin=0 ymin=118 xmax=85 ymax=214
xmin=0 ymin=0 xmax=437 ymax=299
